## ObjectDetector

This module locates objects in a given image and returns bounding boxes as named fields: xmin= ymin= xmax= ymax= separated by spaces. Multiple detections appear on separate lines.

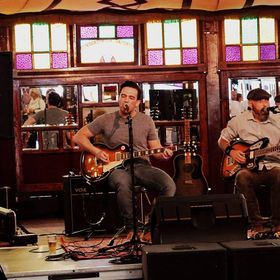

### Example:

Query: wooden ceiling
xmin=0 ymin=0 xmax=280 ymax=15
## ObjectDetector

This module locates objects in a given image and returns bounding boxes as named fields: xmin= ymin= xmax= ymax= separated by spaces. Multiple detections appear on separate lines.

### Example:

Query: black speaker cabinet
xmin=221 ymin=239 xmax=280 ymax=280
xmin=0 ymin=186 xmax=14 ymax=209
xmin=142 ymin=242 xmax=227 ymax=280
xmin=0 ymin=52 xmax=13 ymax=138
xmin=151 ymin=194 xmax=248 ymax=244
xmin=63 ymin=175 xmax=122 ymax=235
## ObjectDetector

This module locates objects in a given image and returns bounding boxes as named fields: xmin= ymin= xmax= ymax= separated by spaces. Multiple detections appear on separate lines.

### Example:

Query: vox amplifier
xmin=63 ymin=174 xmax=122 ymax=235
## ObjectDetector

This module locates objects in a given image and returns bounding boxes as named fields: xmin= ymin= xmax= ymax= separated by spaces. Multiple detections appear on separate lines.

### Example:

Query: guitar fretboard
xmin=253 ymin=145 xmax=280 ymax=158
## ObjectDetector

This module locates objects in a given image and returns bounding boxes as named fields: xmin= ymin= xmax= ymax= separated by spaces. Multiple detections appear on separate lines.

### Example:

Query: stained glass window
xmin=15 ymin=23 xmax=68 ymax=70
xmin=224 ymin=17 xmax=276 ymax=62
xmin=146 ymin=19 xmax=198 ymax=66
xmin=79 ymin=24 xmax=136 ymax=64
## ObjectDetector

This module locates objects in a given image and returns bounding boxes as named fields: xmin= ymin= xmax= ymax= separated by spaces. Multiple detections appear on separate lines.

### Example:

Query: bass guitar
xmin=221 ymin=137 xmax=280 ymax=178
xmin=173 ymin=120 xmax=208 ymax=196
xmin=80 ymin=143 xmax=179 ymax=182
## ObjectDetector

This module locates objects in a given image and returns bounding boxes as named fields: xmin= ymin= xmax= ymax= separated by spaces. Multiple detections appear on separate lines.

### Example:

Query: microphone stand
xmin=100 ymin=110 xmax=148 ymax=264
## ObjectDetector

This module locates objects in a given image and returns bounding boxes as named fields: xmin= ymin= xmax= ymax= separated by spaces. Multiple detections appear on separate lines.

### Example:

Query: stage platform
xmin=0 ymin=245 xmax=143 ymax=279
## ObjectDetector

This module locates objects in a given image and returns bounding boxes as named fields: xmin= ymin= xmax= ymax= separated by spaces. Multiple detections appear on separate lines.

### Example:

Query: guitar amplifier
xmin=142 ymin=242 xmax=227 ymax=280
xmin=63 ymin=174 xmax=122 ymax=235
xmin=151 ymin=194 xmax=248 ymax=244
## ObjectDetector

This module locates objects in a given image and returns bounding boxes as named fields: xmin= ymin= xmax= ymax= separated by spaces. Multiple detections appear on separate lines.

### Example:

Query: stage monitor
xmin=151 ymin=194 xmax=248 ymax=244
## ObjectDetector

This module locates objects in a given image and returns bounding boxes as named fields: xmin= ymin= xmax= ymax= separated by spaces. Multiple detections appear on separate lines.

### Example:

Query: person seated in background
xmin=229 ymin=89 xmax=243 ymax=118
xmin=23 ymin=91 xmax=69 ymax=149
xmin=218 ymin=88 xmax=280 ymax=234
xmin=73 ymin=81 xmax=176 ymax=239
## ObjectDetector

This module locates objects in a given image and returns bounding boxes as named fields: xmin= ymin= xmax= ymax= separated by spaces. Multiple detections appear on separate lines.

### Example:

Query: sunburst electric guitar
xmin=80 ymin=143 xmax=179 ymax=182
xmin=221 ymin=137 xmax=280 ymax=178
xmin=173 ymin=120 xmax=208 ymax=196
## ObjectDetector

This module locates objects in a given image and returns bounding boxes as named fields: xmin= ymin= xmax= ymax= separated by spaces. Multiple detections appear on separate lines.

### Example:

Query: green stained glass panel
xmin=165 ymin=49 xmax=181 ymax=65
xmin=224 ymin=19 xmax=240 ymax=45
xmin=164 ymin=20 xmax=180 ymax=48
xmin=147 ymin=22 xmax=163 ymax=49
xmin=15 ymin=24 xmax=31 ymax=52
xmin=99 ymin=25 xmax=115 ymax=38
xmin=241 ymin=18 xmax=258 ymax=44
xmin=260 ymin=18 xmax=275 ymax=43
xmin=32 ymin=23 xmax=50 ymax=52
xmin=181 ymin=19 xmax=197 ymax=48
xmin=242 ymin=45 xmax=258 ymax=61
xmin=51 ymin=24 xmax=67 ymax=51
xmin=33 ymin=53 xmax=50 ymax=69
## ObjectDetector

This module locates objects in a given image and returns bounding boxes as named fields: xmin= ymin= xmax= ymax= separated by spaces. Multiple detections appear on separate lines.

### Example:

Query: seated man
xmin=218 ymin=88 xmax=280 ymax=232
xmin=73 ymin=81 xmax=176 ymax=236
xmin=23 ymin=91 xmax=69 ymax=149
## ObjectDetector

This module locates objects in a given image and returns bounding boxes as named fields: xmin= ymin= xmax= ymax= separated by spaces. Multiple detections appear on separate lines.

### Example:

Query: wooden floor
xmin=0 ymin=217 xmax=143 ymax=280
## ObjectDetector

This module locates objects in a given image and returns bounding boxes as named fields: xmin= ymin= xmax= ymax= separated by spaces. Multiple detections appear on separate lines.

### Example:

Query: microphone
xmin=124 ymin=104 xmax=129 ymax=112
xmin=266 ymin=106 xmax=280 ymax=114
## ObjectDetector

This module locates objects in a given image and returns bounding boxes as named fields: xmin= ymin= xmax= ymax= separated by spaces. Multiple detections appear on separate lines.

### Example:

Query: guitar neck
xmin=253 ymin=145 xmax=280 ymax=158
xmin=123 ymin=147 xmax=173 ymax=160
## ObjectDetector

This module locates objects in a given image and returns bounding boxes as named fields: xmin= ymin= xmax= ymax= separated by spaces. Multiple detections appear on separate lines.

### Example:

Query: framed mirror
xmin=20 ymin=85 xmax=78 ymax=126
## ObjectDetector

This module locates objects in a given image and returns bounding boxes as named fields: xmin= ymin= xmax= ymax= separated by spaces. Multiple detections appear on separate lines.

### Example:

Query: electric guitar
xmin=221 ymin=137 xmax=280 ymax=178
xmin=80 ymin=143 xmax=179 ymax=182
xmin=173 ymin=120 xmax=208 ymax=196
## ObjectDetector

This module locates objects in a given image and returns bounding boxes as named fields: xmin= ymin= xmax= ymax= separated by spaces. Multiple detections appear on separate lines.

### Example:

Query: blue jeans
xmin=108 ymin=159 xmax=176 ymax=229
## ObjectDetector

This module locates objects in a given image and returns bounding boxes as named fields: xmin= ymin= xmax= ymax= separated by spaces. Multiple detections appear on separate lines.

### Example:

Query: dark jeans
xmin=108 ymin=159 xmax=176 ymax=229
xmin=235 ymin=167 xmax=280 ymax=226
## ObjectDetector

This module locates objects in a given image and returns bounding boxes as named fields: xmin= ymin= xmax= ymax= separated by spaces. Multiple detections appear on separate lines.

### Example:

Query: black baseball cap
xmin=247 ymin=88 xmax=271 ymax=100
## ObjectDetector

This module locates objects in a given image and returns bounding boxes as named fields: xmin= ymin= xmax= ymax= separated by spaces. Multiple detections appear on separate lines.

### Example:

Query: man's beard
xmin=252 ymin=106 xmax=269 ymax=121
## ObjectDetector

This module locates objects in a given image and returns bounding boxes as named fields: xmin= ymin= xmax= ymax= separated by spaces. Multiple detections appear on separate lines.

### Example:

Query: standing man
xmin=73 ymin=81 xmax=176 ymax=235
xmin=218 ymin=88 xmax=280 ymax=233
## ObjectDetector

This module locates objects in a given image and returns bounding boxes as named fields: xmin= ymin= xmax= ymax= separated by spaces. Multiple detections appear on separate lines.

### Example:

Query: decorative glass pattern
xmin=52 ymin=52 xmax=68 ymax=68
xmin=79 ymin=24 xmax=135 ymax=64
xmin=224 ymin=17 xmax=276 ymax=63
xmin=260 ymin=44 xmax=276 ymax=60
xmin=146 ymin=18 xmax=198 ymax=66
xmin=117 ymin=25 xmax=133 ymax=38
xmin=225 ymin=46 xmax=241 ymax=62
xmin=147 ymin=50 xmax=163 ymax=65
xmin=80 ymin=26 xmax=97 ymax=38
xmin=182 ymin=49 xmax=198 ymax=64
xmin=15 ymin=22 xmax=68 ymax=70
xmin=16 ymin=54 xmax=32 ymax=70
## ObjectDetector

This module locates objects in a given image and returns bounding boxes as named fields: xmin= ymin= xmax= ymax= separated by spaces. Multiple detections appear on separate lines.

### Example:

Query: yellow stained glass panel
xmin=260 ymin=18 xmax=275 ymax=43
xmin=165 ymin=49 xmax=181 ymax=65
xmin=164 ymin=20 xmax=180 ymax=48
xmin=147 ymin=22 xmax=163 ymax=49
xmin=34 ymin=53 xmax=50 ymax=69
xmin=242 ymin=45 xmax=258 ymax=61
xmin=32 ymin=23 xmax=50 ymax=52
xmin=181 ymin=19 xmax=197 ymax=48
xmin=224 ymin=19 xmax=240 ymax=45
xmin=99 ymin=25 xmax=115 ymax=38
xmin=51 ymin=24 xmax=67 ymax=51
xmin=15 ymin=24 xmax=31 ymax=52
